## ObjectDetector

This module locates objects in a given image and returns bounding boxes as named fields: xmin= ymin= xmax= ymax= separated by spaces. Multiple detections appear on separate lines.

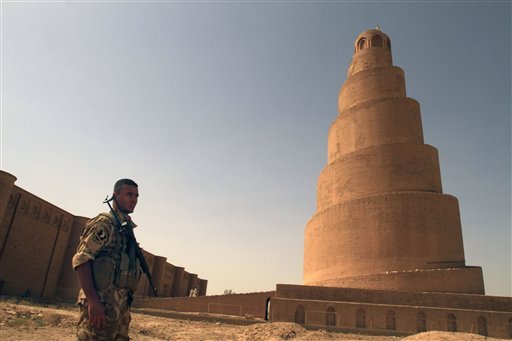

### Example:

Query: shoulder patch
xmin=95 ymin=228 xmax=108 ymax=243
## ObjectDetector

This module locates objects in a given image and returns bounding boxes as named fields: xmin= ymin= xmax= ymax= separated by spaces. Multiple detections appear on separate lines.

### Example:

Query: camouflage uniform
xmin=72 ymin=211 xmax=141 ymax=341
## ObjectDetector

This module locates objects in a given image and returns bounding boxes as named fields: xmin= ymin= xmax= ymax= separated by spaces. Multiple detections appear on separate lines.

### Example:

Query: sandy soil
xmin=0 ymin=298 xmax=507 ymax=341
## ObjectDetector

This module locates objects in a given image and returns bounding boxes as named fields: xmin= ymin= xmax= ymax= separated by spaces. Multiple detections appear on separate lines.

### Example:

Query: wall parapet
xmin=276 ymin=284 xmax=511 ymax=312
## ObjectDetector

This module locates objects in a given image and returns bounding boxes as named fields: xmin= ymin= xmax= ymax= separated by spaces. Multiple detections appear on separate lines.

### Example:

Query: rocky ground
xmin=0 ymin=297 xmax=507 ymax=341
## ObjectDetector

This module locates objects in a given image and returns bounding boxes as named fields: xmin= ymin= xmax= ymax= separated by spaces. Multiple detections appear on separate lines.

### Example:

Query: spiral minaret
xmin=303 ymin=29 xmax=485 ymax=294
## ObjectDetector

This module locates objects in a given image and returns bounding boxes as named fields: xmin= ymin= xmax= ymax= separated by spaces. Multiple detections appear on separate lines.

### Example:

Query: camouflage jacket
xmin=72 ymin=210 xmax=141 ymax=302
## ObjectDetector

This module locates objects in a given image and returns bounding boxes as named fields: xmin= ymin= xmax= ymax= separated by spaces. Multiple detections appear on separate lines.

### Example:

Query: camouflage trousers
xmin=77 ymin=287 xmax=132 ymax=341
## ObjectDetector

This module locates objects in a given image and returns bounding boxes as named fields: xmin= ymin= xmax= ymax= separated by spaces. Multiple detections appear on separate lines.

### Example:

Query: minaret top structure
xmin=353 ymin=29 xmax=391 ymax=54
xmin=348 ymin=29 xmax=393 ymax=78
xmin=340 ymin=29 xmax=400 ymax=115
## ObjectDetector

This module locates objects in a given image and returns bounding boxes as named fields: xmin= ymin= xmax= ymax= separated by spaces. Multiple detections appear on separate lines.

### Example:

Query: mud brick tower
xmin=304 ymin=29 xmax=485 ymax=294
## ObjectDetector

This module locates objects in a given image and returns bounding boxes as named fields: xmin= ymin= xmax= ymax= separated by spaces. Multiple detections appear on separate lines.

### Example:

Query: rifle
xmin=103 ymin=196 xmax=158 ymax=297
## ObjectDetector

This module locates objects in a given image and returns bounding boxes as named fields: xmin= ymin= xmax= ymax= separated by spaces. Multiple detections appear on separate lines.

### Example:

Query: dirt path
xmin=0 ymin=298 xmax=506 ymax=341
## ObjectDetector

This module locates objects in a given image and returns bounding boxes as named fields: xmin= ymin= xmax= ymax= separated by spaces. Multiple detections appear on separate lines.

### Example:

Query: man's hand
xmin=87 ymin=298 xmax=106 ymax=329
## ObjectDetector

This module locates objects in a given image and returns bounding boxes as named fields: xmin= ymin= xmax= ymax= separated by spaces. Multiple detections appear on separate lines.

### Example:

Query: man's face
xmin=114 ymin=185 xmax=139 ymax=214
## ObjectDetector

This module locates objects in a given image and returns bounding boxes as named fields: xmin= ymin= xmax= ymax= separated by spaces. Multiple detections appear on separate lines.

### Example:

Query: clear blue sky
xmin=1 ymin=1 xmax=510 ymax=297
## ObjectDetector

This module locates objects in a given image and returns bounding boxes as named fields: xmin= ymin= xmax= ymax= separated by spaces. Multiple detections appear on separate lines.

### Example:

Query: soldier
xmin=73 ymin=179 xmax=142 ymax=340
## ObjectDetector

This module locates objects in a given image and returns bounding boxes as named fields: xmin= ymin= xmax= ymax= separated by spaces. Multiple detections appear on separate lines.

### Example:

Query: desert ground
xmin=0 ymin=297 xmax=507 ymax=341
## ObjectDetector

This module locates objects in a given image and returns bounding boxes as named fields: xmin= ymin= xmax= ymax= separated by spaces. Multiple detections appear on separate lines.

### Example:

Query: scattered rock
xmin=280 ymin=329 xmax=297 ymax=339
xmin=139 ymin=328 xmax=150 ymax=335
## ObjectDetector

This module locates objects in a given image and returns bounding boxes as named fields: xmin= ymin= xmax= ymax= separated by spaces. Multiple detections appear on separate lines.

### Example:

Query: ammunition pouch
xmin=92 ymin=250 xmax=141 ymax=292
xmin=115 ymin=252 xmax=141 ymax=292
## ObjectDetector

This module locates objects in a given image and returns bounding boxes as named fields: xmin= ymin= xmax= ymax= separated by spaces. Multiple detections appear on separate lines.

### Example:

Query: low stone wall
xmin=272 ymin=284 xmax=512 ymax=339
xmin=134 ymin=291 xmax=275 ymax=319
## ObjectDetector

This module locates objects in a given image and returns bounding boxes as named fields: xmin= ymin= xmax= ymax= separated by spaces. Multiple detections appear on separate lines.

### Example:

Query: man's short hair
xmin=114 ymin=179 xmax=138 ymax=193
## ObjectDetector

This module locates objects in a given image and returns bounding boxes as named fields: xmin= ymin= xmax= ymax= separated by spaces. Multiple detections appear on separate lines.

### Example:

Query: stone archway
xmin=264 ymin=297 xmax=271 ymax=321
xmin=356 ymin=308 xmax=366 ymax=328
xmin=295 ymin=305 xmax=305 ymax=324
xmin=326 ymin=306 xmax=336 ymax=327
